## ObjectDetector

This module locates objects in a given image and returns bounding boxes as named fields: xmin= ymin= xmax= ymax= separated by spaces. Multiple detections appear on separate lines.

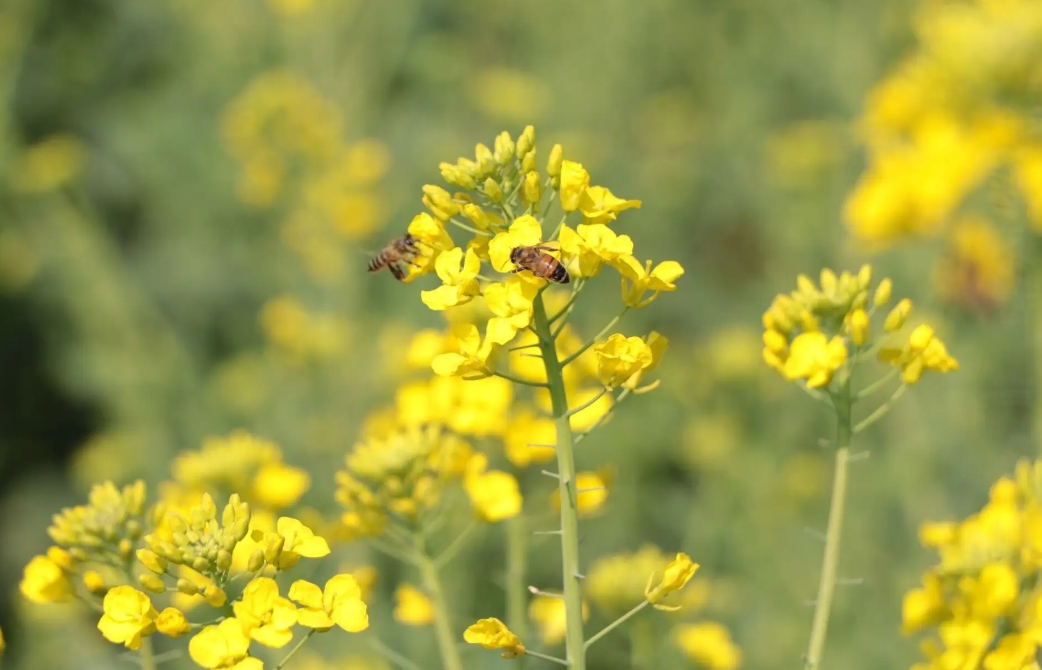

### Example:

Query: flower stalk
xmin=139 ymin=636 xmax=156 ymax=670
xmin=416 ymin=535 xmax=465 ymax=670
xmin=506 ymin=514 xmax=529 ymax=649
xmin=532 ymin=295 xmax=587 ymax=670
xmin=804 ymin=381 xmax=852 ymax=670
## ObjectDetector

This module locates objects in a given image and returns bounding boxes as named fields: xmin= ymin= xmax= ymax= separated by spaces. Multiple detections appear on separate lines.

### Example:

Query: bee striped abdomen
xmin=549 ymin=262 xmax=570 ymax=284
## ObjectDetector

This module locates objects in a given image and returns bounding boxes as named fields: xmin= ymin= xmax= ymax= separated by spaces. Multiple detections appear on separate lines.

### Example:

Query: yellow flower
xmin=782 ymin=332 xmax=847 ymax=388
xmin=406 ymin=212 xmax=453 ymax=272
xmin=484 ymin=277 xmax=540 ymax=345
xmin=529 ymin=595 xmax=589 ymax=646
xmin=933 ymin=216 xmax=1015 ymax=309
xmin=98 ymin=586 xmax=158 ymax=650
xmin=233 ymin=577 xmax=297 ymax=648
xmin=594 ymin=334 xmax=654 ymax=387
xmin=558 ymin=224 xmax=634 ymax=278
xmin=559 ymin=160 xmax=590 ymax=212
xmin=902 ymin=573 xmax=947 ymax=634
xmin=464 ymin=617 xmax=526 ymax=658
xmin=846 ymin=308 xmax=870 ymax=346
xmin=394 ymin=585 xmax=434 ymax=626
xmin=551 ymin=471 xmax=609 ymax=516
xmin=984 ymin=634 xmax=1036 ymax=670
xmin=673 ymin=622 xmax=742 ymax=670
xmin=421 ymin=247 xmax=482 ymax=311
xmin=488 ymin=215 xmax=542 ymax=273
xmin=431 ymin=323 xmax=494 ymax=378
xmin=20 ymin=554 xmax=73 ymax=603
xmin=156 ymin=607 xmax=192 ymax=637
xmin=620 ymin=332 xmax=668 ymax=393
xmin=189 ymin=618 xmax=263 ymax=670
xmin=878 ymin=324 xmax=959 ymax=384
xmin=884 ymin=298 xmax=912 ymax=332
xmin=253 ymin=462 xmax=311 ymax=509
xmin=253 ymin=517 xmax=330 ymax=570
xmin=503 ymin=408 xmax=557 ymax=468
xmin=289 ymin=575 xmax=369 ymax=633
xmin=617 ymin=258 xmax=685 ymax=307
xmin=579 ymin=185 xmax=641 ymax=224
xmin=465 ymin=454 xmax=523 ymax=522
xmin=645 ymin=553 xmax=699 ymax=608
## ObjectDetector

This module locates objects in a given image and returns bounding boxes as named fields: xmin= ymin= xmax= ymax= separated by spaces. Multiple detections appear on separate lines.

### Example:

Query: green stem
xmin=853 ymin=367 xmax=899 ymax=400
xmin=532 ymin=297 xmax=586 ymax=670
xmin=492 ymin=370 xmax=550 ymax=388
xmin=435 ymin=521 xmax=476 ymax=569
xmin=1029 ymin=233 xmax=1042 ymax=457
xmin=525 ymin=650 xmax=571 ymax=666
xmin=584 ymin=600 xmax=648 ymax=650
xmin=804 ymin=383 xmax=852 ymax=670
xmin=574 ymin=388 xmax=632 ymax=446
xmin=853 ymin=384 xmax=907 ymax=434
xmin=506 ymin=515 xmax=529 ymax=670
xmin=369 ymin=636 xmax=425 ymax=670
xmin=561 ymin=309 xmax=628 ymax=367
xmin=139 ymin=637 xmax=155 ymax=670
xmin=447 ymin=217 xmax=493 ymax=237
xmin=416 ymin=536 xmax=465 ymax=670
xmin=274 ymin=629 xmax=317 ymax=670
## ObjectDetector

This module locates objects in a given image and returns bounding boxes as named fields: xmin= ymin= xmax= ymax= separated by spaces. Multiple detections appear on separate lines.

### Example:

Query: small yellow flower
xmin=233 ymin=577 xmax=297 ymax=648
xmin=137 ymin=549 xmax=168 ymax=575
xmin=673 ymin=622 xmax=742 ymax=670
xmin=464 ymin=617 xmax=526 ymax=658
xmin=579 ymin=185 xmax=641 ymax=224
xmin=289 ymin=575 xmax=369 ymax=633
xmin=558 ymin=160 xmax=590 ymax=212
xmin=98 ymin=586 xmax=158 ymax=650
xmin=621 ymin=332 xmax=668 ymax=393
xmin=394 ymin=584 xmax=434 ymax=626
xmin=878 ymin=324 xmax=959 ymax=384
xmin=20 ymin=554 xmax=73 ymax=603
xmin=484 ymin=277 xmax=540 ymax=345
xmin=594 ymin=334 xmax=654 ymax=387
xmin=617 ymin=257 xmax=685 ymax=307
xmin=189 ymin=618 xmax=263 ymax=670
xmin=421 ymin=247 xmax=482 ymax=311
xmin=645 ymin=553 xmax=699 ymax=608
xmin=464 ymin=454 xmax=523 ymax=522
xmin=901 ymin=573 xmax=947 ymax=634
xmin=529 ymin=595 xmax=589 ymax=646
xmin=558 ymin=224 xmax=634 ymax=278
xmin=431 ymin=323 xmax=495 ymax=378
xmin=884 ymin=298 xmax=912 ymax=332
xmin=488 ymin=215 xmax=543 ymax=273
xmin=156 ymin=607 xmax=192 ymax=637
xmin=253 ymin=462 xmax=311 ymax=510
xmin=252 ymin=517 xmax=330 ymax=570
xmin=83 ymin=570 xmax=107 ymax=594
xmin=782 ymin=332 xmax=848 ymax=388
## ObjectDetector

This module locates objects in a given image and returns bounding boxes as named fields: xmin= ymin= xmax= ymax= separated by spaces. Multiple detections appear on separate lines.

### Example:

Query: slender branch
xmin=447 ymin=217 xmax=493 ymax=237
xmin=416 ymin=535 xmax=465 ymax=670
xmin=566 ymin=387 xmax=610 ymax=418
xmin=549 ymin=280 xmax=586 ymax=327
xmin=506 ymin=514 xmax=529 ymax=669
xmin=804 ymin=383 xmax=853 ymax=670
xmin=369 ymin=537 xmax=418 ymax=566
xmin=561 ymin=309 xmax=628 ymax=367
xmin=574 ymin=388 xmax=632 ymax=446
xmin=493 ymin=370 xmax=550 ymax=388
xmin=435 ymin=521 xmax=476 ymax=570
xmin=853 ymin=367 xmax=900 ymax=401
xmin=525 ymin=650 xmax=571 ymax=666
xmin=853 ymin=384 xmax=907 ymax=434
xmin=584 ymin=600 xmax=649 ymax=650
xmin=369 ymin=636 xmax=425 ymax=670
xmin=273 ymin=629 xmax=317 ymax=670
xmin=139 ymin=637 xmax=156 ymax=670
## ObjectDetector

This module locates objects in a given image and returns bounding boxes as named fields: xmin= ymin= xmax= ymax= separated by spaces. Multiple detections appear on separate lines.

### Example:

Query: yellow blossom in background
xmin=464 ymin=454 xmax=522 ymax=522
xmin=464 ymin=617 xmax=526 ymax=658
xmin=932 ymin=216 xmax=1015 ymax=309
xmin=503 ymin=408 xmax=557 ymax=468
xmin=782 ymin=332 xmax=848 ymax=388
xmin=879 ymin=324 xmax=959 ymax=384
xmin=97 ymin=586 xmax=158 ymax=650
xmin=233 ymin=577 xmax=298 ymax=648
xmin=587 ymin=545 xmax=706 ymax=613
xmin=0 ymin=625 xmax=4 ymax=658
xmin=468 ymin=68 xmax=550 ymax=123
xmin=289 ymin=575 xmax=369 ymax=632
xmin=10 ymin=134 xmax=86 ymax=193
xmin=529 ymin=595 xmax=589 ymax=646
xmin=552 ymin=471 xmax=609 ymax=516
xmin=645 ymin=553 xmax=699 ymax=608
xmin=20 ymin=554 xmax=73 ymax=603
xmin=189 ymin=618 xmax=262 ymax=670
xmin=673 ymin=622 xmax=742 ymax=670
xmin=253 ymin=462 xmax=311 ymax=509
xmin=394 ymin=584 xmax=434 ymax=626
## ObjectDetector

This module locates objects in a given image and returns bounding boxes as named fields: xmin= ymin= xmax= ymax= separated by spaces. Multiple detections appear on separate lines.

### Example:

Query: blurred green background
xmin=0 ymin=0 xmax=1028 ymax=668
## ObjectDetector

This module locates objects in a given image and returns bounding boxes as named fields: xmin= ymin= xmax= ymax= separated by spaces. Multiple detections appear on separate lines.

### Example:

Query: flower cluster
xmin=762 ymin=266 xmax=958 ymax=391
xmin=902 ymin=459 xmax=1042 ymax=670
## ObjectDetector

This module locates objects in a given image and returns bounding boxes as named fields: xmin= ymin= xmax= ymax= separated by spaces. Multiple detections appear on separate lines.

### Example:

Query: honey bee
xmin=368 ymin=234 xmax=421 ymax=281
xmin=510 ymin=244 xmax=570 ymax=284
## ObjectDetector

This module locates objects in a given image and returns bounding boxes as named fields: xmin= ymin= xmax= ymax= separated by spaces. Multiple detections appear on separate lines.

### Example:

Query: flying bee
xmin=368 ymin=233 xmax=421 ymax=281
xmin=509 ymin=244 xmax=570 ymax=284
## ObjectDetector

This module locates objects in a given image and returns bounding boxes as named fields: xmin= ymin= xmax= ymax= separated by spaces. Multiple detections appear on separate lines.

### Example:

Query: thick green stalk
xmin=416 ymin=536 xmax=465 ymax=670
xmin=532 ymin=296 xmax=586 ymax=670
xmin=506 ymin=515 xmax=529 ymax=648
xmin=804 ymin=383 xmax=852 ymax=670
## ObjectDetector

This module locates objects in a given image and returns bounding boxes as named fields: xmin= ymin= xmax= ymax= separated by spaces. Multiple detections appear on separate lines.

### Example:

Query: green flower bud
xmin=547 ymin=144 xmax=563 ymax=178
xmin=521 ymin=148 xmax=537 ymax=174
xmin=874 ymin=278 xmax=893 ymax=307
xmin=494 ymin=131 xmax=516 ymax=165
xmin=137 ymin=549 xmax=168 ymax=574
xmin=192 ymin=556 xmax=209 ymax=573
xmin=176 ymin=578 xmax=199 ymax=596
xmin=884 ymin=298 xmax=912 ymax=332
xmin=521 ymin=171 xmax=542 ymax=206
xmin=517 ymin=125 xmax=536 ymax=157
xmin=139 ymin=574 xmax=167 ymax=594
xmin=247 ymin=548 xmax=266 ymax=573
xmin=216 ymin=549 xmax=232 ymax=572
xmin=484 ymin=178 xmax=503 ymax=203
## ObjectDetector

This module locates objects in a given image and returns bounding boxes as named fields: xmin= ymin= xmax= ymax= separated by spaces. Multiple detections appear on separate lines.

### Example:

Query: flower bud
xmin=521 ymin=148 xmax=537 ymax=174
xmin=139 ymin=574 xmax=167 ymax=594
xmin=547 ymin=144 xmax=563 ymax=178
xmin=440 ymin=162 xmax=477 ymax=190
xmin=474 ymin=144 xmax=495 ymax=179
xmin=83 ymin=570 xmax=106 ymax=594
xmin=264 ymin=536 xmax=285 ymax=564
xmin=820 ymin=268 xmax=837 ymax=296
xmin=192 ymin=556 xmax=209 ymax=573
xmin=137 ymin=549 xmax=168 ymax=574
xmin=521 ymin=171 xmax=542 ymax=206
xmin=118 ymin=538 xmax=133 ymax=560
xmin=874 ymin=278 xmax=893 ymax=307
xmin=216 ymin=549 xmax=232 ymax=572
xmin=884 ymin=298 xmax=912 ymax=332
xmin=857 ymin=264 xmax=872 ymax=290
xmin=156 ymin=608 xmax=191 ymax=637
xmin=484 ymin=178 xmax=503 ymax=203
xmin=517 ymin=125 xmax=536 ymax=157
xmin=203 ymin=584 xmax=227 ymax=607
xmin=247 ymin=548 xmax=266 ymax=573
xmin=848 ymin=308 xmax=869 ymax=346
xmin=176 ymin=578 xmax=199 ymax=596
xmin=763 ymin=329 xmax=788 ymax=354
xmin=422 ymin=185 xmax=460 ymax=217
xmin=462 ymin=203 xmax=491 ymax=230
xmin=493 ymin=131 xmax=515 ymax=165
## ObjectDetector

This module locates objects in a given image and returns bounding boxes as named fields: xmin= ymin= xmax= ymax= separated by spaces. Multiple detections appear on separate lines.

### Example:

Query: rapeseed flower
xmin=594 ymin=334 xmax=654 ymax=387
xmin=878 ymin=324 xmax=959 ymax=384
xmin=252 ymin=517 xmax=330 ymax=570
xmin=464 ymin=617 xmax=525 ymax=658
xmin=97 ymin=586 xmax=157 ymax=650
xmin=156 ymin=607 xmax=192 ymax=637
xmin=394 ymin=585 xmax=434 ymax=626
xmin=289 ymin=575 xmax=369 ymax=632
xmin=558 ymin=224 xmax=634 ymax=278
xmin=431 ymin=323 xmax=494 ymax=378
xmin=617 ymin=258 xmax=685 ymax=307
xmin=233 ymin=577 xmax=298 ymax=648
xmin=20 ymin=554 xmax=73 ymax=603
xmin=645 ymin=553 xmax=699 ymax=608
xmin=464 ymin=454 xmax=522 ymax=522
xmin=782 ymin=332 xmax=848 ymax=388
xmin=189 ymin=617 xmax=261 ymax=670
xmin=673 ymin=622 xmax=742 ymax=670
xmin=420 ymin=247 xmax=481 ymax=311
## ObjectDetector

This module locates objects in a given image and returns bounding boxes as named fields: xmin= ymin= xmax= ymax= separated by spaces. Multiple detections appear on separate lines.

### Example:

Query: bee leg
xmin=390 ymin=264 xmax=406 ymax=281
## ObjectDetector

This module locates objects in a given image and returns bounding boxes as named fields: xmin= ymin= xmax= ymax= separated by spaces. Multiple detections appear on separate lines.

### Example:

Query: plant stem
xmin=506 ymin=514 xmax=529 ymax=650
xmin=369 ymin=636 xmax=425 ymax=670
xmin=532 ymin=297 xmax=586 ymax=670
xmin=584 ymin=600 xmax=648 ymax=650
xmin=274 ymin=629 xmax=317 ymax=670
xmin=525 ymin=650 xmax=571 ymax=666
xmin=139 ymin=637 xmax=155 ymax=670
xmin=804 ymin=382 xmax=852 ymax=670
xmin=416 ymin=535 xmax=465 ymax=670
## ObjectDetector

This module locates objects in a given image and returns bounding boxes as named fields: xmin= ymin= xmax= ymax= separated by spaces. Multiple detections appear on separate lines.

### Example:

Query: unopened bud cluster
xmin=48 ymin=481 xmax=148 ymax=567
